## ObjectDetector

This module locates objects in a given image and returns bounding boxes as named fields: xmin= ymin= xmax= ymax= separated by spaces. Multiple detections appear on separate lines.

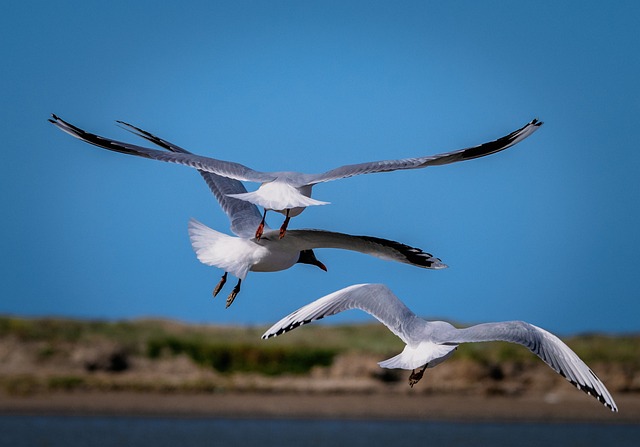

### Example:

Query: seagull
xmin=188 ymin=220 xmax=446 ymax=307
xmin=262 ymin=284 xmax=618 ymax=412
xmin=78 ymin=120 xmax=447 ymax=308
xmin=49 ymin=114 xmax=542 ymax=239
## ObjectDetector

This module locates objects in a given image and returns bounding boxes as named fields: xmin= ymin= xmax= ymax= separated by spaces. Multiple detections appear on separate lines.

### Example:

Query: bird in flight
xmin=263 ymin=283 xmax=617 ymax=412
xmin=68 ymin=119 xmax=446 ymax=308
xmin=49 ymin=115 xmax=542 ymax=239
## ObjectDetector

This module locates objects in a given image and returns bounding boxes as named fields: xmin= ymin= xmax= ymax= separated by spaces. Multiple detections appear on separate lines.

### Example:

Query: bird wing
xmin=262 ymin=283 xmax=421 ymax=345
xmin=438 ymin=321 xmax=617 ymax=411
xmin=49 ymin=114 xmax=276 ymax=184
xmin=299 ymin=119 xmax=542 ymax=185
xmin=272 ymin=229 xmax=447 ymax=270
xmin=116 ymin=121 xmax=265 ymax=238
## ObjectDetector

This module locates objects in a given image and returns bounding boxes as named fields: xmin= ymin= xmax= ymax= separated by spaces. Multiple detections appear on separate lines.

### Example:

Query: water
xmin=0 ymin=415 xmax=638 ymax=447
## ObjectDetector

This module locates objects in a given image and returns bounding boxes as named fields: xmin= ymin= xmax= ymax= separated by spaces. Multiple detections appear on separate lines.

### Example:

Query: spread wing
xmin=269 ymin=229 xmax=447 ymax=270
xmin=262 ymin=283 xmax=420 ymax=345
xmin=299 ymin=119 xmax=542 ymax=185
xmin=438 ymin=321 xmax=617 ymax=411
xmin=49 ymin=114 xmax=276 ymax=184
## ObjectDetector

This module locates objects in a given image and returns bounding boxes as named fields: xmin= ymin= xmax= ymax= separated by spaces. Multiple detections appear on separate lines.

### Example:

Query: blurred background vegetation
xmin=0 ymin=316 xmax=637 ymax=395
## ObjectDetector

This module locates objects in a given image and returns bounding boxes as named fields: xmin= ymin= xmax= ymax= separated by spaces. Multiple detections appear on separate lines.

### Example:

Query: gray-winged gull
xmin=262 ymin=283 xmax=617 ymax=411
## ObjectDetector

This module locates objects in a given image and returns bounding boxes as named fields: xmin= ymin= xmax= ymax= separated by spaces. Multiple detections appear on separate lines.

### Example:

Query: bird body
xmin=263 ymin=283 xmax=617 ymax=412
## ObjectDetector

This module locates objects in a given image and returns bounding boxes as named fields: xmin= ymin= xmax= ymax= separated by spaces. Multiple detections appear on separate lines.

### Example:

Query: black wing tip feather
xmin=557 ymin=367 xmax=617 ymax=412
xmin=456 ymin=117 xmax=543 ymax=162
xmin=262 ymin=316 xmax=323 ymax=340
xmin=115 ymin=120 xmax=176 ymax=152
xmin=49 ymin=114 xmax=154 ymax=159
xmin=529 ymin=118 xmax=543 ymax=127
xmin=570 ymin=379 xmax=617 ymax=412
xmin=359 ymin=235 xmax=446 ymax=269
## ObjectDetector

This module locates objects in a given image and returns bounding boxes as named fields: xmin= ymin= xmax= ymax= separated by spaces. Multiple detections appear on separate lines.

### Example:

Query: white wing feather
xmin=262 ymin=283 xmax=421 ymax=345
xmin=440 ymin=321 xmax=618 ymax=411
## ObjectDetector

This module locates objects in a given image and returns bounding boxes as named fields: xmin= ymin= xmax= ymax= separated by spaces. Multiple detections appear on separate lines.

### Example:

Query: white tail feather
xmin=378 ymin=342 xmax=458 ymax=370
xmin=227 ymin=182 xmax=329 ymax=211
xmin=187 ymin=218 xmax=254 ymax=279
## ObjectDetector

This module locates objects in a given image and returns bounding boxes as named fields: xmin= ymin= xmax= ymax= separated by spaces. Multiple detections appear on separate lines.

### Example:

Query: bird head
xmin=296 ymin=249 xmax=327 ymax=271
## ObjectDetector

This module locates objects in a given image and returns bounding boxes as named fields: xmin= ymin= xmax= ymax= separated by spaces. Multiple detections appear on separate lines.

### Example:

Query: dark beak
xmin=297 ymin=249 xmax=328 ymax=272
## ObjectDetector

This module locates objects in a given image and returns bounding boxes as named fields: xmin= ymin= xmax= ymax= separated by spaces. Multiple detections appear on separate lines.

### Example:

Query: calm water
xmin=0 ymin=415 xmax=638 ymax=447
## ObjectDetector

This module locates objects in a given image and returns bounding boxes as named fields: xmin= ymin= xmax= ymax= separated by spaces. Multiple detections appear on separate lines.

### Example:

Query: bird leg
xmin=225 ymin=279 xmax=242 ymax=308
xmin=409 ymin=363 xmax=429 ymax=388
xmin=279 ymin=209 xmax=291 ymax=239
xmin=212 ymin=272 xmax=227 ymax=297
xmin=255 ymin=209 xmax=268 ymax=240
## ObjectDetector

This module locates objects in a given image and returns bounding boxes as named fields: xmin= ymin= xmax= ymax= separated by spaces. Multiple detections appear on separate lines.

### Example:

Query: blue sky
xmin=1 ymin=1 xmax=639 ymax=335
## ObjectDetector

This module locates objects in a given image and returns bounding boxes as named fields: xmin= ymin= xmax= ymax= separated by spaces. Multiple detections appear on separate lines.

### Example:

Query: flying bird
xmin=49 ymin=114 xmax=542 ymax=239
xmin=188 ymin=220 xmax=445 ymax=307
xmin=262 ymin=283 xmax=617 ymax=412
xmin=73 ymin=120 xmax=447 ymax=308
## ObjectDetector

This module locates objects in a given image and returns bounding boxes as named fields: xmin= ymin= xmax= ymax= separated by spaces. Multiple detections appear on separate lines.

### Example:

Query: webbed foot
xmin=409 ymin=363 xmax=428 ymax=388
xmin=212 ymin=272 xmax=227 ymax=297
xmin=225 ymin=279 xmax=242 ymax=308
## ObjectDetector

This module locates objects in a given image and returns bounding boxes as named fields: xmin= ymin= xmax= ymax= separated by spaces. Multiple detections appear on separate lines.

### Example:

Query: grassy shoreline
xmin=1 ymin=316 xmax=638 ymax=413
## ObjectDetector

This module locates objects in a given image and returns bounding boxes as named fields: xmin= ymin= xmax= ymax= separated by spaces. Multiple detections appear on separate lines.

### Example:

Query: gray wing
xmin=262 ymin=283 xmax=420 ymax=345
xmin=299 ymin=119 xmax=542 ymax=185
xmin=438 ymin=321 xmax=617 ymax=411
xmin=116 ymin=121 xmax=265 ymax=238
xmin=270 ymin=229 xmax=447 ymax=270
xmin=49 ymin=114 xmax=276 ymax=184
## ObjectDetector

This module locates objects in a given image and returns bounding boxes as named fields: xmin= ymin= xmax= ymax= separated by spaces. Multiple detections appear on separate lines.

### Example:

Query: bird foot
xmin=225 ymin=280 xmax=242 ymax=308
xmin=255 ymin=209 xmax=267 ymax=240
xmin=408 ymin=364 xmax=428 ymax=388
xmin=212 ymin=273 xmax=228 ymax=297
xmin=255 ymin=223 xmax=264 ymax=241
xmin=279 ymin=213 xmax=291 ymax=239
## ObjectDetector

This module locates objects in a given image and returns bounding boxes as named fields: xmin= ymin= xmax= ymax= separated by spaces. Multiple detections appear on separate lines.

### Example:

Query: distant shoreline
xmin=1 ymin=391 xmax=637 ymax=424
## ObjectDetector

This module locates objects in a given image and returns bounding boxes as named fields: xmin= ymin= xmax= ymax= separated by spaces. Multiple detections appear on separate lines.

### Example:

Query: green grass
xmin=147 ymin=336 xmax=336 ymax=375
xmin=1 ymin=316 xmax=638 ymax=376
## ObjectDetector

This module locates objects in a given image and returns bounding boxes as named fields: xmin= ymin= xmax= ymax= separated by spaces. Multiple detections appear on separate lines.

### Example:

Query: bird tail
xmin=378 ymin=342 xmax=458 ymax=370
xmin=187 ymin=218 xmax=251 ymax=279
xmin=188 ymin=218 xmax=224 ymax=259
xmin=227 ymin=186 xmax=329 ymax=211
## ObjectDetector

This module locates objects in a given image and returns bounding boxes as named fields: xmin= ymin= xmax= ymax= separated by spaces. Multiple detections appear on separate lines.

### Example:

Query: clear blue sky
xmin=1 ymin=1 xmax=638 ymax=335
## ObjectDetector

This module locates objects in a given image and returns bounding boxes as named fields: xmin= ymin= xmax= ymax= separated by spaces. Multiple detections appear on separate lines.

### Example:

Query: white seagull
xmin=262 ymin=283 xmax=618 ymax=412
xmin=79 ymin=120 xmax=447 ymax=308
xmin=49 ymin=115 xmax=542 ymax=239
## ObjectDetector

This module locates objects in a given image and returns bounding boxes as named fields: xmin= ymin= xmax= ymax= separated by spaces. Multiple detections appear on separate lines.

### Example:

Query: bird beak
xmin=315 ymin=260 xmax=328 ymax=272
xmin=297 ymin=249 xmax=328 ymax=272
